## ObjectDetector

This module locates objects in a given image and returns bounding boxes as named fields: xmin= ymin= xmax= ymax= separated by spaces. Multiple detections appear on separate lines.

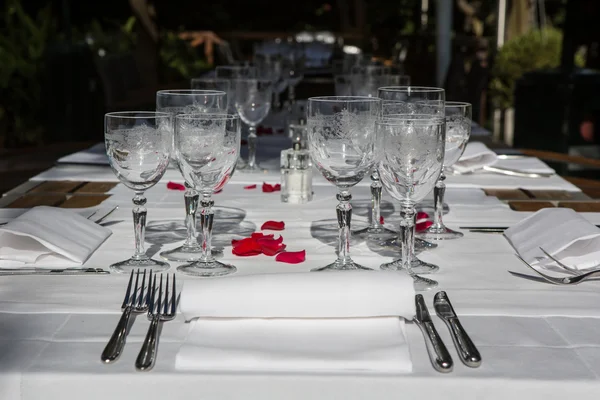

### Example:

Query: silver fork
xmin=515 ymin=254 xmax=600 ymax=285
xmin=539 ymin=247 xmax=581 ymax=275
xmin=101 ymin=269 xmax=150 ymax=363
xmin=135 ymin=273 xmax=177 ymax=371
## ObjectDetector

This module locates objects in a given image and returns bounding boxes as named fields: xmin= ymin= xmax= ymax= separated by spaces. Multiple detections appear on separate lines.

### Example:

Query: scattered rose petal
xmin=257 ymin=237 xmax=287 ymax=256
xmin=417 ymin=212 xmax=429 ymax=221
xmin=380 ymin=216 xmax=385 ymax=224
xmin=244 ymin=184 xmax=257 ymax=190
xmin=167 ymin=181 xmax=186 ymax=191
xmin=251 ymin=232 xmax=274 ymax=239
xmin=231 ymin=237 xmax=262 ymax=256
xmin=262 ymin=182 xmax=281 ymax=193
xmin=261 ymin=220 xmax=285 ymax=230
xmin=276 ymin=250 xmax=306 ymax=264
xmin=416 ymin=220 xmax=433 ymax=232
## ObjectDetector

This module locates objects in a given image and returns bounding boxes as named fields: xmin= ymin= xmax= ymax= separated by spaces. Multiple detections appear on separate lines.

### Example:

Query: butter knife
xmin=413 ymin=294 xmax=453 ymax=373
xmin=434 ymin=291 xmax=481 ymax=368
xmin=0 ymin=268 xmax=109 ymax=276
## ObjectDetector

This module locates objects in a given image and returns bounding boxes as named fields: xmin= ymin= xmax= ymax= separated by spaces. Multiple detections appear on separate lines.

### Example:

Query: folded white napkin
xmin=453 ymin=142 xmax=498 ymax=173
xmin=504 ymin=208 xmax=600 ymax=271
xmin=176 ymin=271 xmax=415 ymax=374
xmin=0 ymin=206 xmax=112 ymax=267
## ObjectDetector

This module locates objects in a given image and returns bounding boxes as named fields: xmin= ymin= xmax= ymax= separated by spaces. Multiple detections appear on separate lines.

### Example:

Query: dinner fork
xmin=515 ymin=254 xmax=600 ymax=285
xmin=101 ymin=269 xmax=150 ymax=363
xmin=135 ymin=273 xmax=177 ymax=371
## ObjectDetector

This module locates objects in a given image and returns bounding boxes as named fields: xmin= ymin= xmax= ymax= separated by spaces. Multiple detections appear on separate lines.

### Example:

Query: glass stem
xmin=370 ymin=170 xmax=383 ymax=229
xmin=183 ymin=183 xmax=199 ymax=248
xmin=336 ymin=190 xmax=353 ymax=265
xmin=248 ymin=125 xmax=257 ymax=169
xmin=132 ymin=193 xmax=148 ymax=260
xmin=273 ymin=91 xmax=281 ymax=110
xmin=288 ymin=84 xmax=296 ymax=106
xmin=400 ymin=205 xmax=416 ymax=276
xmin=199 ymin=196 xmax=215 ymax=262
xmin=432 ymin=171 xmax=446 ymax=229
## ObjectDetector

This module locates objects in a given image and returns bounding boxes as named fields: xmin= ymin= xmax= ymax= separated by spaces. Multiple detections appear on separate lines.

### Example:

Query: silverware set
xmin=102 ymin=270 xmax=179 ymax=371
xmin=414 ymin=292 xmax=481 ymax=373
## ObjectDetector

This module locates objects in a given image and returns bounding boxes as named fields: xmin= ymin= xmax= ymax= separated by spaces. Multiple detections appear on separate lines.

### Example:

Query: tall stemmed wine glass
xmin=156 ymin=90 xmax=227 ymax=262
xmin=307 ymin=96 xmax=380 ymax=271
xmin=418 ymin=102 xmax=472 ymax=240
xmin=105 ymin=112 xmax=172 ymax=273
xmin=377 ymin=86 xmax=445 ymax=273
xmin=234 ymin=79 xmax=273 ymax=172
xmin=190 ymin=78 xmax=231 ymax=110
xmin=175 ymin=114 xmax=241 ymax=277
xmin=378 ymin=116 xmax=446 ymax=290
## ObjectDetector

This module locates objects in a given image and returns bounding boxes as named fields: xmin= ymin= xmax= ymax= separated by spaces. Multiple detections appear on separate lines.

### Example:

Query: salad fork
xmin=101 ymin=269 xmax=150 ymax=363
xmin=515 ymin=254 xmax=600 ymax=285
xmin=135 ymin=273 xmax=177 ymax=371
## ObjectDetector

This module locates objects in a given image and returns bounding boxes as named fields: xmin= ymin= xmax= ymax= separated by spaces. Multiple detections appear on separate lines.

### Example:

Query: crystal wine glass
xmin=378 ymin=116 xmax=446 ymax=290
xmin=175 ymin=113 xmax=241 ymax=277
xmin=190 ymin=78 xmax=232 ymax=111
xmin=377 ymin=86 xmax=445 ymax=272
xmin=234 ymin=79 xmax=273 ymax=172
xmin=105 ymin=111 xmax=172 ymax=273
xmin=254 ymin=53 xmax=285 ymax=109
xmin=156 ymin=89 xmax=227 ymax=262
xmin=307 ymin=96 xmax=380 ymax=271
xmin=418 ymin=102 xmax=472 ymax=240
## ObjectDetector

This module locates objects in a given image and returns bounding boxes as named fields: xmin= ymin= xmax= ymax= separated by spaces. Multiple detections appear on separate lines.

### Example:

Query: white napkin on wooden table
xmin=452 ymin=142 xmax=498 ymax=173
xmin=0 ymin=206 xmax=112 ymax=268
xmin=176 ymin=271 xmax=415 ymax=374
xmin=504 ymin=208 xmax=600 ymax=271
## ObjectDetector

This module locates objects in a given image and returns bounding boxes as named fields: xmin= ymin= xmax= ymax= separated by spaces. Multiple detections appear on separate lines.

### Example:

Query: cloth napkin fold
xmin=176 ymin=271 xmax=415 ymax=374
xmin=0 ymin=206 xmax=112 ymax=267
xmin=504 ymin=208 xmax=600 ymax=271
xmin=452 ymin=142 xmax=498 ymax=173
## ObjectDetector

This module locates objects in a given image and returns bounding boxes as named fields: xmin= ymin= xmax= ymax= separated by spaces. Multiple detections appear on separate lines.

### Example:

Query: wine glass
xmin=377 ymin=86 xmax=445 ymax=272
xmin=307 ymin=96 xmax=380 ymax=271
xmin=377 ymin=116 xmax=446 ymax=290
xmin=418 ymin=102 xmax=472 ymax=240
xmin=175 ymin=113 xmax=241 ymax=277
xmin=156 ymin=90 xmax=227 ymax=262
xmin=105 ymin=111 xmax=172 ymax=273
xmin=190 ymin=78 xmax=231 ymax=111
xmin=234 ymin=79 xmax=273 ymax=172
xmin=254 ymin=53 xmax=285 ymax=109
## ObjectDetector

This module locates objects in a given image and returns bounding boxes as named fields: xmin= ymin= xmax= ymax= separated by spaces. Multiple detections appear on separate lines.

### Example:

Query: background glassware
xmin=234 ymin=79 xmax=273 ymax=172
xmin=105 ymin=111 xmax=172 ymax=273
xmin=284 ymin=44 xmax=305 ymax=108
xmin=190 ymin=78 xmax=231 ymax=111
xmin=378 ymin=86 xmax=445 ymax=273
xmin=307 ymin=96 xmax=380 ymax=271
xmin=419 ymin=102 xmax=472 ymax=240
xmin=254 ymin=53 xmax=286 ymax=109
xmin=334 ymin=74 xmax=353 ymax=96
xmin=156 ymin=90 xmax=227 ymax=262
xmin=377 ymin=116 xmax=446 ymax=290
xmin=175 ymin=113 xmax=241 ymax=277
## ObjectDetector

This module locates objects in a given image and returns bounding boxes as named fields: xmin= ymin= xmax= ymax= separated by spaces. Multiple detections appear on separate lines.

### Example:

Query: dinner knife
xmin=434 ymin=291 xmax=481 ymax=368
xmin=413 ymin=294 xmax=453 ymax=373
xmin=0 ymin=267 xmax=109 ymax=276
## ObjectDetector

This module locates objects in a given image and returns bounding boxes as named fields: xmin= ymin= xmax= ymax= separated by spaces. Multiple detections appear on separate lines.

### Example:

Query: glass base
xmin=417 ymin=225 xmax=464 ymax=241
xmin=177 ymin=260 xmax=237 ymax=277
xmin=380 ymin=258 xmax=439 ymax=274
xmin=311 ymin=259 xmax=373 ymax=272
xmin=353 ymin=225 xmax=397 ymax=238
xmin=237 ymin=163 xmax=267 ymax=173
xmin=378 ymin=237 xmax=438 ymax=252
xmin=110 ymin=257 xmax=170 ymax=274
xmin=412 ymin=274 xmax=438 ymax=291
xmin=160 ymin=245 xmax=223 ymax=262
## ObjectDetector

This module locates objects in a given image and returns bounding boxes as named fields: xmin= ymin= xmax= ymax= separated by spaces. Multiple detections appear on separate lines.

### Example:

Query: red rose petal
xmin=275 ymin=250 xmax=306 ymax=264
xmin=231 ymin=237 xmax=261 ymax=255
xmin=380 ymin=216 xmax=385 ymax=224
xmin=416 ymin=220 xmax=433 ymax=232
xmin=417 ymin=212 xmax=429 ymax=221
xmin=261 ymin=220 xmax=285 ymax=230
xmin=251 ymin=232 xmax=274 ymax=239
xmin=167 ymin=181 xmax=186 ymax=191
xmin=257 ymin=238 xmax=287 ymax=256
xmin=244 ymin=184 xmax=257 ymax=190
xmin=262 ymin=182 xmax=281 ymax=193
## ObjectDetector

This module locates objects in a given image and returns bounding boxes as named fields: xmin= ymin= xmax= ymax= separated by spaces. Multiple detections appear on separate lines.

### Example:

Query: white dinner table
xmin=1 ymin=141 xmax=600 ymax=400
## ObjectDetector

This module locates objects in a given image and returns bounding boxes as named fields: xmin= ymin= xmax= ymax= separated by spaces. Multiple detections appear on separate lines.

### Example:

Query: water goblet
xmin=307 ymin=96 xmax=381 ymax=271
xmin=105 ymin=111 xmax=172 ymax=273
xmin=234 ymin=79 xmax=273 ymax=172
xmin=156 ymin=90 xmax=227 ymax=262
xmin=377 ymin=116 xmax=446 ymax=290
xmin=175 ymin=113 xmax=241 ymax=277
xmin=418 ymin=102 xmax=472 ymax=240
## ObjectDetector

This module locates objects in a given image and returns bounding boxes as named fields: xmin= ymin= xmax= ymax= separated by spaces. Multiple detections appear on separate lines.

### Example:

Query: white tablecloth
xmin=2 ymin=146 xmax=600 ymax=399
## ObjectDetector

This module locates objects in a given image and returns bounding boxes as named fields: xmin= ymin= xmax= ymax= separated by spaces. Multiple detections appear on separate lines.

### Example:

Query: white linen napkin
xmin=0 ymin=206 xmax=112 ymax=267
xmin=176 ymin=271 xmax=415 ymax=374
xmin=504 ymin=208 xmax=600 ymax=271
xmin=452 ymin=142 xmax=498 ymax=173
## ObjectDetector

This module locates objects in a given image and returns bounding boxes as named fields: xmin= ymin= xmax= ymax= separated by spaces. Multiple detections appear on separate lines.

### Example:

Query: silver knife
xmin=482 ymin=165 xmax=554 ymax=178
xmin=0 ymin=268 xmax=109 ymax=276
xmin=434 ymin=291 xmax=481 ymax=368
xmin=413 ymin=294 xmax=453 ymax=373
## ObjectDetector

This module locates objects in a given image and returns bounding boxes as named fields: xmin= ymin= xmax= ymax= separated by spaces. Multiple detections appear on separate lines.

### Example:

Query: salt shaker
xmin=280 ymin=120 xmax=313 ymax=204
